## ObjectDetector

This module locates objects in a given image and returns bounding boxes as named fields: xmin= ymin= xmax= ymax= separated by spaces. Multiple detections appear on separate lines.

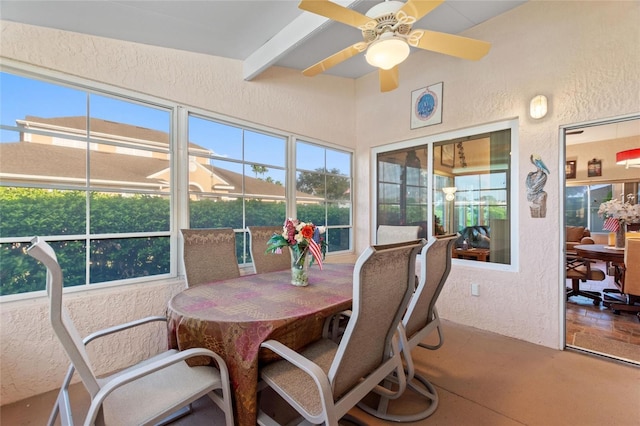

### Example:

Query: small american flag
xmin=603 ymin=217 xmax=620 ymax=232
xmin=308 ymin=239 xmax=323 ymax=270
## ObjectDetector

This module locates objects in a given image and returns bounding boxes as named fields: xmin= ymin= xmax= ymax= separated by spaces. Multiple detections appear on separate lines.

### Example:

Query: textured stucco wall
xmin=353 ymin=1 xmax=640 ymax=346
xmin=0 ymin=21 xmax=356 ymax=404
xmin=2 ymin=0 xmax=640 ymax=405
xmin=0 ymin=280 xmax=184 ymax=405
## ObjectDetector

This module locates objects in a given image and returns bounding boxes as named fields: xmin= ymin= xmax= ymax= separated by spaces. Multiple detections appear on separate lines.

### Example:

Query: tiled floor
xmin=3 ymin=320 xmax=640 ymax=426
xmin=565 ymin=260 xmax=640 ymax=363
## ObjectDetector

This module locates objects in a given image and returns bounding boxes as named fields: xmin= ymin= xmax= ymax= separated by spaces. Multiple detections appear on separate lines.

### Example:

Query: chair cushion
xmin=261 ymin=339 xmax=338 ymax=417
xmin=566 ymin=226 xmax=586 ymax=242
xmin=102 ymin=355 xmax=222 ymax=425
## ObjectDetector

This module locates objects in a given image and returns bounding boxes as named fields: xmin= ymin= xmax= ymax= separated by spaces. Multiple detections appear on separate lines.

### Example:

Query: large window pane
xmin=90 ymin=193 xmax=170 ymax=234
xmin=296 ymin=140 xmax=353 ymax=253
xmin=1 ymin=70 xmax=173 ymax=295
xmin=434 ymin=130 xmax=511 ymax=264
xmin=90 ymin=237 xmax=169 ymax=283
xmin=376 ymin=125 xmax=512 ymax=265
xmin=376 ymin=147 xmax=429 ymax=238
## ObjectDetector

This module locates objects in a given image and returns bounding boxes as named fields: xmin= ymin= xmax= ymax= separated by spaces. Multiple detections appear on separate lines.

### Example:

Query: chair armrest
xmin=580 ymin=237 xmax=595 ymax=245
xmin=86 ymin=347 xmax=229 ymax=425
xmin=83 ymin=315 xmax=167 ymax=345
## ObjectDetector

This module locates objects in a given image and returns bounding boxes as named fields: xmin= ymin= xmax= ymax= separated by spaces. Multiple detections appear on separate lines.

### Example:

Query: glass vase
xmin=615 ymin=222 xmax=626 ymax=249
xmin=290 ymin=250 xmax=310 ymax=286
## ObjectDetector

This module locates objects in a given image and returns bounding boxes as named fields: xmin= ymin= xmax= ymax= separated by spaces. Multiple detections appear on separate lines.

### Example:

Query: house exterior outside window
xmin=0 ymin=68 xmax=353 ymax=297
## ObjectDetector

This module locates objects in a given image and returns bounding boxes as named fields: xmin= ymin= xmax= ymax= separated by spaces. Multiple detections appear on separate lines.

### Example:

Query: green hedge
xmin=0 ymin=188 xmax=350 ymax=295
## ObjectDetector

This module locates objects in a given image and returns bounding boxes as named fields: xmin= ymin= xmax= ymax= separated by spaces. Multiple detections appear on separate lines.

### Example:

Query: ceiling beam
xmin=243 ymin=0 xmax=363 ymax=81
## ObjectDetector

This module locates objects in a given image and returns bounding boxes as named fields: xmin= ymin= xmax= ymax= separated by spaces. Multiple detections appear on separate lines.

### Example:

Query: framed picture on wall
xmin=587 ymin=158 xmax=602 ymax=177
xmin=565 ymin=160 xmax=576 ymax=179
xmin=410 ymin=82 xmax=443 ymax=129
xmin=441 ymin=144 xmax=454 ymax=168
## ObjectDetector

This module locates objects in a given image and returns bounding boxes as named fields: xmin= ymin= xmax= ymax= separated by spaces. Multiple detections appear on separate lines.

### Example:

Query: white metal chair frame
xmin=28 ymin=237 xmax=234 ymax=426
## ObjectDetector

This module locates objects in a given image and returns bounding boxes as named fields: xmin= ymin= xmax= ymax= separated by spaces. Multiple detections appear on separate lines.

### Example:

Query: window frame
xmin=0 ymin=61 xmax=354 ymax=300
xmin=371 ymin=119 xmax=519 ymax=271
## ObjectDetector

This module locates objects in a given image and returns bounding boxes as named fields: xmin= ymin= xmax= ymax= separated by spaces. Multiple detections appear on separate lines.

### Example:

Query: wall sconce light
xmin=616 ymin=148 xmax=640 ymax=168
xmin=442 ymin=186 xmax=457 ymax=201
xmin=529 ymin=95 xmax=548 ymax=119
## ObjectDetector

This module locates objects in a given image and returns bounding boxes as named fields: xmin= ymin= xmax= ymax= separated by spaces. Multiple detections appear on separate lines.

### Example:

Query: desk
xmin=167 ymin=263 xmax=354 ymax=426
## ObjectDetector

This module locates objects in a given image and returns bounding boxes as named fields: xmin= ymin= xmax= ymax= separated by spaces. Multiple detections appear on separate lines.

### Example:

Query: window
xmin=373 ymin=121 xmax=516 ymax=267
xmin=377 ymin=147 xmax=429 ymax=237
xmin=186 ymin=113 xmax=288 ymax=265
xmin=0 ymin=71 xmax=173 ymax=296
xmin=565 ymin=183 xmax=634 ymax=232
xmin=296 ymin=140 xmax=352 ymax=252
xmin=0 ymin=66 xmax=353 ymax=297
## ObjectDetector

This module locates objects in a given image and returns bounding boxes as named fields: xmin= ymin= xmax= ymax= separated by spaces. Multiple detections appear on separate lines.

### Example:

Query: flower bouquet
xmin=598 ymin=194 xmax=640 ymax=248
xmin=265 ymin=219 xmax=327 ymax=286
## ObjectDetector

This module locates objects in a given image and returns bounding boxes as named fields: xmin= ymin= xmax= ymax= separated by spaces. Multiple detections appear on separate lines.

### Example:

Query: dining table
xmin=166 ymin=263 xmax=354 ymax=426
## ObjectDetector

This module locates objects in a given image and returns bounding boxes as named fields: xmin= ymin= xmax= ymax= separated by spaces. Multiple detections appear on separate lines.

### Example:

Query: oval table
xmin=167 ymin=263 xmax=354 ymax=426
xmin=574 ymin=244 xmax=625 ymax=264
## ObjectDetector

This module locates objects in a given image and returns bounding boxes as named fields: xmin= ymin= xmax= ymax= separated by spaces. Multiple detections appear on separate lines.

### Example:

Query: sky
xmin=0 ymin=71 xmax=351 ymax=177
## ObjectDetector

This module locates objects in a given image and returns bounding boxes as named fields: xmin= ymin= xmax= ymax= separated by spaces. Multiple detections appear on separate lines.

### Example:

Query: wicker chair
xmin=181 ymin=228 xmax=240 ymax=287
xmin=248 ymin=226 xmax=291 ymax=274
xmin=257 ymin=239 xmax=426 ymax=425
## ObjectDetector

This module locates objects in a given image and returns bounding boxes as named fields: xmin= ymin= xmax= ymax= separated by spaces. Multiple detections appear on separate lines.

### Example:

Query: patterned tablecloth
xmin=167 ymin=263 xmax=354 ymax=426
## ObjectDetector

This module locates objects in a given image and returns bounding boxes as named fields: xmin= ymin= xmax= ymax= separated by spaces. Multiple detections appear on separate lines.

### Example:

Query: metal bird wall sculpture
xmin=526 ymin=154 xmax=550 ymax=218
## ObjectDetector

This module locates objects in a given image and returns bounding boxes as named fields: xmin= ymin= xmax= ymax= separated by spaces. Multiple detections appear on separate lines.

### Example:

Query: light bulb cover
xmin=442 ymin=186 xmax=457 ymax=201
xmin=529 ymin=95 xmax=548 ymax=119
xmin=365 ymin=36 xmax=410 ymax=70
xmin=616 ymin=148 xmax=640 ymax=168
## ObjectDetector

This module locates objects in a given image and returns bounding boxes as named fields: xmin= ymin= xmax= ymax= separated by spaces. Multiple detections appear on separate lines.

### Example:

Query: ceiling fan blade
xmin=298 ymin=0 xmax=372 ymax=29
xmin=303 ymin=42 xmax=367 ymax=77
xmin=399 ymin=0 xmax=444 ymax=21
xmin=412 ymin=29 xmax=491 ymax=61
xmin=379 ymin=67 xmax=399 ymax=92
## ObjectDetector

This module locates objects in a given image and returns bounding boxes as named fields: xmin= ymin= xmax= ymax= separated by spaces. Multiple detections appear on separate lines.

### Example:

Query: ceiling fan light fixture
xmin=365 ymin=36 xmax=410 ymax=70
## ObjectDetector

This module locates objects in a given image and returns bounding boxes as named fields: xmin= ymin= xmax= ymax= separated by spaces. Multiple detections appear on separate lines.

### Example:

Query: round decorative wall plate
xmin=415 ymin=88 xmax=438 ymax=121
xmin=410 ymin=82 xmax=443 ymax=130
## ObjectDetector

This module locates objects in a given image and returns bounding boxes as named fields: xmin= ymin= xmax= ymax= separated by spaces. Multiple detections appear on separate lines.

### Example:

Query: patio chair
xmin=376 ymin=225 xmax=421 ymax=244
xmin=181 ymin=228 xmax=240 ymax=287
xmin=248 ymin=226 xmax=291 ymax=274
xmin=27 ymin=237 xmax=234 ymax=426
xmin=357 ymin=234 xmax=457 ymax=422
xmin=257 ymin=239 xmax=426 ymax=425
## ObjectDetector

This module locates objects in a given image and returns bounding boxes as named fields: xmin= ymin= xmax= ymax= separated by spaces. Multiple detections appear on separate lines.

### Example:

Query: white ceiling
xmin=565 ymin=119 xmax=640 ymax=145
xmin=3 ymin=1 xmax=637 ymax=143
xmin=0 ymin=0 xmax=526 ymax=80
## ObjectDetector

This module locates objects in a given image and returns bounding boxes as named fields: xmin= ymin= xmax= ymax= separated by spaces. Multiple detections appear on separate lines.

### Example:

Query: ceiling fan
xmin=298 ymin=0 xmax=491 ymax=92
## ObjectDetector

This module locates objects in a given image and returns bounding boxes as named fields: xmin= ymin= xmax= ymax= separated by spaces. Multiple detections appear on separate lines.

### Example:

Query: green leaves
xmin=265 ymin=234 xmax=289 ymax=254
